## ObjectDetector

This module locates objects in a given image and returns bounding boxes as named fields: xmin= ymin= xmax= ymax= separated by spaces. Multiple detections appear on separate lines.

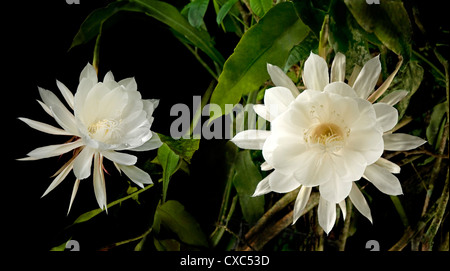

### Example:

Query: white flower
xmin=19 ymin=63 xmax=162 ymax=213
xmin=232 ymin=52 xmax=426 ymax=234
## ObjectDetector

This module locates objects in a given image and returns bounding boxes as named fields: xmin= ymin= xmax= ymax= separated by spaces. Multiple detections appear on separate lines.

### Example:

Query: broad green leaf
xmin=158 ymin=133 xmax=200 ymax=163
xmin=233 ymin=150 xmax=264 ymax=224
xmin=426 ymin=102 xmax=448 ymax=150
xmin=250 ymin=0 xmax=273 ymax=18
xmin=154 ymin=200 xmax=209 ymax=247
xmin=390 ymin=61 xmax=424 ymax=119
xmin=292 ymin=0 xmax=327 ymax=37
xmin=283 ymin=32 xmax=318 ymax=72
xmin=210 ymin=2 xmax=310 ymax=120
xmin=157 ymin=143 xmax=180 ymax=203
xmin=344 ymin=0 xmax=412 ymax=59
xmin=188 ymin=0 xmax=210 ymax=28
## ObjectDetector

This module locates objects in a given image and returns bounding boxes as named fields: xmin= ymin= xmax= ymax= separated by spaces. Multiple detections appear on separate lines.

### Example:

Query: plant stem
xmin=338 ymin=199 xmax=353 ymax=251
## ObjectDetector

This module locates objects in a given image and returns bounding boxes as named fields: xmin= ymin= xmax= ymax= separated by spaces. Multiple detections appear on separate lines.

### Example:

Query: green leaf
xmin=390 ymin=61 xmax=424 ymax=119
xmin=154 ymin=200 xmax=209 ymax=247
xmin=188 ymin=0 xmax=210 ymax=28
xmin=344 ymin=0 xmax=412 ymax=59
xmin=426 ymin=102 xmax=448 ymax=150
xmin=157 ymin=143 xmax=180 ymax=203
xmin=292 ymin=0 xmax=327 ymax=37
xmin=216 ymin=0 xmax=239 ymax=25
xmin=232 ymin=150 xmax=264 ymax=224
xmin=210 ymin=2 xmax=310 ymax=120
xmin=283 ymin=32 xmax=318 ymax=72
xmin=249 ymin=0 xmax=273 ymax=18
xmin=158 ymin=133 xmax=200 ymax=163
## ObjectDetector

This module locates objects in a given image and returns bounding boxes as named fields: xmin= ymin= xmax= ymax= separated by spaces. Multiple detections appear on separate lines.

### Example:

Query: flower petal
xmin=364 ymin=164 xmax=403 ymax=195
xmin=379 ymin=90 xmax=409 ymax=106
xmin=264 ymin=86 xmax=295 ymax=119
xmin=41 ymin=159 xmax=74 ymax=198
xmin=253 ymin=104 xmax=272 ymax=121
xmin=127 ymin=132 xmax=162 ymax=152
xmin=93 ymin=152 xmax=107 ymax=210
xmin=318 ymin=197 xmax=336 ymax=235
xmin=352 ymin=55 xmax=381 ymax=99
xmin=269 ymin=170 xmax=300 ymax=193
xmin=56 ymin=80 xmax=74 ymax=110
xmin=383 ymin=133 xmax=427 ymax=151
xmin=348 ymin=182 xmax=372 ymax=223
xmin=331 ymin=52 xmax=346 ymax=82
xmin=267 ymin=63 xmax=300 ymax=97
xmin=231 ymin=130 xmax=271 ymax=150
xmin=79 ymin=63 xmax=98 ymax=84
xmin=73 ymin=147 xmax=95 ymax=180
xmin=67 ymin=179 xmax=80 ymax=215
xmin=302 ymin=52 xmax=329 ymax=91
xmin=373 ymin=102 xmax=398 ymax=132
xmin=27 ymin=140 xmax=83 ymax=159
xmin=323 ymin=81 xmax=357 ymax=98
xmin=18 ymin=117 xmax=72 ymax=136
xmin=116 ymin=164 xmax=153 ymax=188
xmin=375 ymin=157 xmax=400 ymax=174
xmin=252 ymin=174 xmax=271 ymax=197
xmin=319 ymin=178 xmax=352 ymax=204
xmin=102 ymin=150 xmax=137 ymax=166
xmin=293 ymin=186 xmax=312 ymax=224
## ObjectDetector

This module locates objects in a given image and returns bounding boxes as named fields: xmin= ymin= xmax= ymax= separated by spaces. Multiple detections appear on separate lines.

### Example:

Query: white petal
xmin=253 ymin=104 xmax=272 ymax=121
xmin=103 ymin=71 xmax=115 ymax=82
xmin=375 ymin=157 xmax=400 ymax=174
xmin=102 ymin=150 xmax=137 ymax=166
xmin=364 ymin=164 xmax=403 ymax=195
xmin=353 ymin=55 xmax=381 ymax=99
xmin=37 ymin=100 xmax=53 ymax=116
xmin=331 ymin=52 xmax=346 ymax=82
xmin=264 ymin=86 xmax=295 ymax=119
xmin=18 ymin=117 xmax=72 ymax=135
xmin=118 ymin=77 xmax=138 ymax=92
xmin=319 ymin=178 xmax=352 ymax=204
xmin=93 ymin=152 xmax=107 ymax=210
xmin=252 ymin=174 xmax=271 ymax=197
xmin=260 ymin=161 xmax=273 ymax=171
xmin=383 ymin=133 xmax=427 ymax=151
xmin=318 ymin=197 xmax=336 ymax=235
xmin=50 ymin=105 xmax=78 ymax=135
xmin=231 ymin=130 xmax=271 ymax=150
xmin=293 ymin=186 xmax=312 ymax=224
xmin=373 ymin=103 xmax=398 ymax=132
xmin=302 ymin=52 xmax=329 ymax=91
xmin=67 ymin=179 xmax=80 ymax=215
xmin=267 ymin=63 xmax=300 ymax=97
xmin=116 ymin=164 xmax=153 ymax=188
xmin=56 ymin=80 xmax=74 ymax=109
xmin=269 ymin=170 xmax=300 ymax=193
xmin=27 ymin=140 xmax=83 ymax=159
xmin=41 ymin=159 xmax=74 ymax=198
xmin=79 ymin=63 xmax=98 ymax=84
xmin=348 ymin=182 xmax=372 ymax=223
xmin=73 ymin=147 xmax=95 ymax=180
xmin=323 ymin=81 xmax=357 ymax=98
xmin=379 ymin=90 xmax=409 ymax=106
xmin=127 ymin=132 xmax=163 ymax=151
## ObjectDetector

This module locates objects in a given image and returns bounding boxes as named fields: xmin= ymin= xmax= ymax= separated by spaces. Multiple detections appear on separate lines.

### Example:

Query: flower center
xmin=305 ymin=122 xmax=347 ymax=152
xmin=88 ymin=119 xmax=121 ymax=143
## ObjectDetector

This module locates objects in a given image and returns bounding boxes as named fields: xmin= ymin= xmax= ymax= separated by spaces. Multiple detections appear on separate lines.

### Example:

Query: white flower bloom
xmin=19 ymin=63 xmax=162 ymax=213
xmin=232 ymin=52 xmax=426 ymax=234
